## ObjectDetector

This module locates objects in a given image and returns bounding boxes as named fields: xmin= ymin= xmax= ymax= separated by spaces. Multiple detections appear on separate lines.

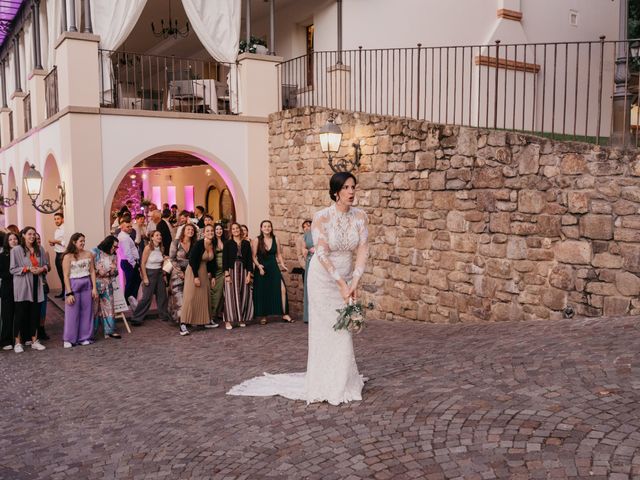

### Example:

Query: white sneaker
xmin=204 ymin=321 xmax=219 ymax=329
xmin=79 ymin=340 xmax=92 ymax=346
xmin=31 ymin=340 xmax=46 ymax=351
xmin=179 ymin=323 xmax=190 ymax=336
xmin=14 ymin=343 xmax=23 ymax=353
xmin=128 ymin=296 xmax=138 ymax=309
xmin=24 ymin=340 xmax=32 ymax=346
xmin=63 ymin=342 xmax=73 ymax=349
xmin=2 ymin=345 xmax=12 ymax=351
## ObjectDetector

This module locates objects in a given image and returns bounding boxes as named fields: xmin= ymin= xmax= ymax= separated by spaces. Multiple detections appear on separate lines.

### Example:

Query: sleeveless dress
xmin=209 ymin=248 xmax=224 ymax=318
xmin=228 ymin=205 xmax=369 ymax=405
xmin=169 ymin=240 xmax=191 ymax=323
xmin=181 ymin=249 xmax=213 ymax=325
xmin=253 ymin=239 xmax=288 ymax=317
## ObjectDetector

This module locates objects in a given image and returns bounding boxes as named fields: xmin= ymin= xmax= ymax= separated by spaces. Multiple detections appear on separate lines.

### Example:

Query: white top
xmin=54 ymin=225 xmax=66 ymax=253
xmin=69 ymin=258 xmax=91 ymax=279
xmin=146 ymin=249 xmax=163 ymax=270
xmin=117 ymin=231 xmax=139 ymax=266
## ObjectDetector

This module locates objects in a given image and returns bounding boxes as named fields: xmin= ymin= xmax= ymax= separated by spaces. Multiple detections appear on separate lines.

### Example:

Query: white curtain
xmin=45 ymin=0 xmax=62 ymax=70
xmin=91 ymin=0 xmax=147 ymax=104
xmin=181 ymin=0 xmax=241 ymax=112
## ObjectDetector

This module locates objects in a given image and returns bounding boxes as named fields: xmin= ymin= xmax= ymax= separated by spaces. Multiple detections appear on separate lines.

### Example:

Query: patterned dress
xmin=169 ymin=239 xmax=191 ymax=323
xmin=209 ymin=247 xmax=224 ymax=318
xmin=93 ymin=248 xmax=118 ymax=336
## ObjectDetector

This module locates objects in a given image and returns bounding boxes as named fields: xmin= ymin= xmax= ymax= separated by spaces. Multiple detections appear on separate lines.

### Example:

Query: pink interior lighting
xmin=166 ymin=185 xmax=176 ymax=207
xmin=184 ymin=185 xmax=195 ymax=212
xmin=152 ymin=186 xmax=162 ymax=207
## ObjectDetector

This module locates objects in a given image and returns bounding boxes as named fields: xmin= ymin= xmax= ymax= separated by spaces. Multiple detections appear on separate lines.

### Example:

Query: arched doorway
xmin=109 ymin=151 xmax=237 ymax=228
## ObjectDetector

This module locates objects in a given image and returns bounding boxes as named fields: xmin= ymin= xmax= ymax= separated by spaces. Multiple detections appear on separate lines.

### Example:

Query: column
xmin=32 ymin=0 xmax=43 ymax=70
xmin=55 ymin=31 xmax=100 ymax=109
xmin=237 ymin=52 xmax=282 ymax=117
xmin=269 ymin=0 xmax=275 ymax=55
xmin=83 ymin=0 xmax=93 ymax=34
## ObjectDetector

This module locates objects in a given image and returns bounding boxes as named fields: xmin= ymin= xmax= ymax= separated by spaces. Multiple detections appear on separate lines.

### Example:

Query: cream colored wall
xmin=100 ymin=113 xmax=269 ymax=236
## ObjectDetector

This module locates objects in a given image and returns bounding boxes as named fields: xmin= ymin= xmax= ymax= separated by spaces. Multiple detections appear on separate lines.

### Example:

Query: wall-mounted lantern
xmin=0 ymin=172 xmax=18 ymax=207
xmin=319 ymin=115 xmax=361 ymax=173
xmin=24 ymin=164 xmax=65 ymax=214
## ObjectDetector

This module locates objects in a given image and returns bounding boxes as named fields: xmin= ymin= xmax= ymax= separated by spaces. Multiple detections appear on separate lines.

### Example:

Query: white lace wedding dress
xmin=227 ymin=204 xmax=369 ymax=405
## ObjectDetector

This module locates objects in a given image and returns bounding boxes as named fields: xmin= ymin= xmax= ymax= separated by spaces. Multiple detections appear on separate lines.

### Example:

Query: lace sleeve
xmin=312 ymin=210 xmax=343 ymax=283
xmin=352 ymin=210 xmax=369 ymax=281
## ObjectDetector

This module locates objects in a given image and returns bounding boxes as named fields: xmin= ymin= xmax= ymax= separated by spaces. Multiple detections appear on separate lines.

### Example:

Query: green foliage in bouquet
xmin=333 ymin=300 xmax=374 ymax=334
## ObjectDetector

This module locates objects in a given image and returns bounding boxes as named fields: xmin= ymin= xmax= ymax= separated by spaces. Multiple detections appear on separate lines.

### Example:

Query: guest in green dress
xmin=251 ymin=220 xmax=292 ymax=325
xmin=208 ymin=223 xmax=226 ymax=325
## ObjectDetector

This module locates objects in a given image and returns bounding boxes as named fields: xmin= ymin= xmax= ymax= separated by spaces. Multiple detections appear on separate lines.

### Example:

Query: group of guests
xmin=113 ymin=203 xmax=297 ymax=337
xmin=0 ymin=202 xmax=312 ymax=352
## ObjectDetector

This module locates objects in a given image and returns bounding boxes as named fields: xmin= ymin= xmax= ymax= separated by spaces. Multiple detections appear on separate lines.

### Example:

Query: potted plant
xmin=239 ymin=36 xmax=268 ymax=55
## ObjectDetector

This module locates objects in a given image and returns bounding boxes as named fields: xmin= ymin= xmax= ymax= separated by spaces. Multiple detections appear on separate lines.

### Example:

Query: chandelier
xmin=151 ymin=0 xmax=190 ymax=39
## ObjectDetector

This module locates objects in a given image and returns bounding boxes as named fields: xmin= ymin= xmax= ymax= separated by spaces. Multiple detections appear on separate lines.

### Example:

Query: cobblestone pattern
xmin=1 ymin=308 xmax=640 ymax=479
xmin=269 ymin=107 xmax=640 ymax=322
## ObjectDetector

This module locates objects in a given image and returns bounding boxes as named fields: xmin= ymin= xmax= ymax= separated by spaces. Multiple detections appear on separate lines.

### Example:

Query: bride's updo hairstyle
xmin=329 ymin=172 xmax=357 ymax=201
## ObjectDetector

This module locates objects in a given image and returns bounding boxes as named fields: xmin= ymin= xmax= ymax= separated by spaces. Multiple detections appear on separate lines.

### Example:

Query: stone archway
xmin=105 ymin=146 xmax=247 ymax=233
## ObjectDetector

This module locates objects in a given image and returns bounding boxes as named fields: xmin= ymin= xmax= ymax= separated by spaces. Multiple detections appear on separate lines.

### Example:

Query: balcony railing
xmin=24 ymin=93 xmax=31 ymax=132
xmin=99 ymin=50 xmax=238 ymax=115
xmin=45 ymin=66 xmax=59 ymax=118
xmin=277 ymin=39 xmax=640 ymax=146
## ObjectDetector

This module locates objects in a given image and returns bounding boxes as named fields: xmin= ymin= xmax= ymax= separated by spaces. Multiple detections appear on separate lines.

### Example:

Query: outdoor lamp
xmin=24 ymin=164 xmax=65 ymax=214
xmin=0 ymin=172 xmax=17 ymax=207
xmin=319 ymin=115 xmax=361 ymax=173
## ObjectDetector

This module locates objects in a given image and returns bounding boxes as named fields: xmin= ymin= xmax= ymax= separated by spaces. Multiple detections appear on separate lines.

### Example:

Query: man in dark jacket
xmin=157 ymin=209 xmax=173 ymax=254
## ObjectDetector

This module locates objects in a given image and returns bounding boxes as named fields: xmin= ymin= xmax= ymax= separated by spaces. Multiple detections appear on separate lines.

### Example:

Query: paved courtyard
xmin=1 ymin=304 xmax=640 ymax=480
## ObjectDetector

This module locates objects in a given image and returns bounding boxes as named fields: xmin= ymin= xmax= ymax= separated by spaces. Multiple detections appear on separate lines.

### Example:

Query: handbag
xmin=162 ymin=258 xmax=173 ymax=274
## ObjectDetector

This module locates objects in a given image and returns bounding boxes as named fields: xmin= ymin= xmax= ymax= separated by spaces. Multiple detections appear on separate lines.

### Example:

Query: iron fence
xmin=98 ymin=49 xmax=238 ymax=115
xmin=277 ymin=39 xmax=640 ymax=146
xmin=44 ymin=66 xmax=58 ymax=118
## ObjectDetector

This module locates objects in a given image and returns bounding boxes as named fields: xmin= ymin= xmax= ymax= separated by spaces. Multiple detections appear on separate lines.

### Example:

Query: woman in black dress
xmin=0 ymin=232 xmax=16 ymax=350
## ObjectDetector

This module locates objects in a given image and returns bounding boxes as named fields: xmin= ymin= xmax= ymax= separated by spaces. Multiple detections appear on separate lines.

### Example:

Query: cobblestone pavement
xmin=1 ymin=304 xmax=640 ymax=480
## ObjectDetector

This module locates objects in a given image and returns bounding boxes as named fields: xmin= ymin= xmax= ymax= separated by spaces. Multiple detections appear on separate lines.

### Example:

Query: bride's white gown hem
xmin=227 ymin=204 xmax=369 ymax=406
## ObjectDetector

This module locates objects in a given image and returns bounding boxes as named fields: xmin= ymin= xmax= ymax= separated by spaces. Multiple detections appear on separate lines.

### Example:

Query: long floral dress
xmin=228 ymin=204 xmax=369 ymax=405
xmin=169 ymin=239 xmax=191 ymax=323
xmin=209 ymin=247 xmax=224 ymax=319
xmin=93 ymin=248 xmax=119 ymax=336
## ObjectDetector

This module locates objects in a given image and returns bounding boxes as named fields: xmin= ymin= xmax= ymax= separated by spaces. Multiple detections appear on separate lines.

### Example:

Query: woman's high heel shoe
xmin=283 ymin=315 xmax=294 ymax=323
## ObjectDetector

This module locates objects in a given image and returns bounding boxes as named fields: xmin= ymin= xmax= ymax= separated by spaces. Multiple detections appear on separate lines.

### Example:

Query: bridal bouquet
xmin=333 ymin=299 xmax=374 ymax=334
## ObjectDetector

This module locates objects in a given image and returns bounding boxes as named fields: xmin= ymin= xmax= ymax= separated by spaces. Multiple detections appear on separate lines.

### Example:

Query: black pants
xmin=120 ymin=260 xmax=141 ymax=304
xmin=14 ymin=301 xmax=39 ymax=342
xmin=55 ymin=252 xmax=65 ymax=295
xmin=0 ymin=295 xmax=14 ymax=346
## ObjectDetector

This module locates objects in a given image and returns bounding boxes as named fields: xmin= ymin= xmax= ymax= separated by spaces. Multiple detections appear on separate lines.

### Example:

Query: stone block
xmin=457 ymin=128 xmax=477 ymax=156
xmin=518 ymin=190 xmax=546 ymax=214
xmin=591 ymin=252 xmax=623 ymax=269
xmin=621 ymin=244 xmax=640 ymax=272
xmin=506 ymin=237 xmax=527 ymax=259
xmin=567 ymin=191 xmax=589 ymax=213
xmin=579 ymin=214 xmax=613 ymax=240
xmin=446 ymin=211 xmax=468 ymax=233
xmin=549 ymin=265 xmax=575 ymax=290
xmin=555 ymin=240 xmax=592 ymax=264
xmin=542 ymin=287 xmax=567 ymax=310
xmin=377 ymin=135 xmax=393 ymax=153
xmin=415 ymin=151 xmax=436 ymax=170
xmin=616 ymin=271 xmax=640 ymax=296
xmin=432 ymin=191 xmax=456 ymax=210
xmin=471 ymin=167 xmax=504 ymax=188
xmin=603 ymin=296 xmax=631 ymax=316
xmin=477 ymin=191 xmax=496 ymax=212
xmin=517 ymin=143 xmax=540 ymax=175
xmin=491 ymin=302 xmax=524 ymax=321
xmin=560 ymin=153 xmax=586 ymax=174
xmin=429 ymin=171 xmax=446 ymax=191
xmin=489 ymin=212 xmax=511 ymax=234
xmin=614 ymin=228 xmax=640 ymax=242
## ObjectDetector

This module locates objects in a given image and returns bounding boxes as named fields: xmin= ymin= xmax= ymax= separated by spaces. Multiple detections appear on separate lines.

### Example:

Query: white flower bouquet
xmin=333 ymin=299 xmax=374 ymax=334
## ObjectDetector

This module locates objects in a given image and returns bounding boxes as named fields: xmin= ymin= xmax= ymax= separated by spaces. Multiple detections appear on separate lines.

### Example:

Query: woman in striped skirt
xmin=222 ymin=223 xmax=253 ymax=330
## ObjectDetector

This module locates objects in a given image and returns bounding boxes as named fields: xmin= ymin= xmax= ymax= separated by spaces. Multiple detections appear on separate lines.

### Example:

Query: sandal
xmin=225 ymin=322 xmax=233 ymax=330
xmin=259 ymin=317 xmax=267 ymax=325
xmin=283 ymin=315 xmax=295 ymax=323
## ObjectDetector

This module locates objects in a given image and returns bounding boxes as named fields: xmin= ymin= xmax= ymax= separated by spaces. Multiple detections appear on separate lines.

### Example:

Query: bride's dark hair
xmin=329 ymin=172 xmax=357 ymax=201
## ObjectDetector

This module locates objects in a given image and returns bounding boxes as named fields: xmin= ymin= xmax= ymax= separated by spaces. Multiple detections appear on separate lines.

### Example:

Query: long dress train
xmin=228 ymin=205 xmax=369 ymax=405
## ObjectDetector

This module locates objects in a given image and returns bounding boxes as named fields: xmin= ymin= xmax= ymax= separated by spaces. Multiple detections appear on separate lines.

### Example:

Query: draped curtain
xmin=91 ymin=0 xmax=147 ymax=104
xmin=181 ymin=0 xmax=242 ymax=112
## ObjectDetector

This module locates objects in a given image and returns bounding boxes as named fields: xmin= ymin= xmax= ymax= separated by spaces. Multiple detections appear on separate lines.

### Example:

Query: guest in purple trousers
xmin=62 ymin=232 xmax=98 ymax=348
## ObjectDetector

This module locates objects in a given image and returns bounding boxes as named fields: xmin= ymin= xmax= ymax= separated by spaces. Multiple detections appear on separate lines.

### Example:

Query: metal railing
xmin=277 ymin=39 xmax=640 ymax=146
xmin=23 ymin=93 xmax=31 ymax=132
xmin=99 ymin=50 xmax=238 ymax=115
xmin=44 ymin=66 xmax=58 ymax=118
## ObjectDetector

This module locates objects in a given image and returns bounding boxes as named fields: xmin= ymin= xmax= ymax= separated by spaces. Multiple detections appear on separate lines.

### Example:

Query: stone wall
xmin=269 ymin=107 xmax=640 ymax=322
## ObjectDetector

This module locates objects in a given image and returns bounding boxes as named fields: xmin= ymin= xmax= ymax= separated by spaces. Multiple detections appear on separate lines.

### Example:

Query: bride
xmin=227 ymin=172 xmax=369 ymax=405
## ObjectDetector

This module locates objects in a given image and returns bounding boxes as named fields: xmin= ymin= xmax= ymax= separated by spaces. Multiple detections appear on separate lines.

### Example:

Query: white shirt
xmin=54 ymin=225 xmax=66 ymax=253
xmin=118 ymin=231 xmax=139 ymax=266
xmin=146 ymin=249 xmax=163 ymax=270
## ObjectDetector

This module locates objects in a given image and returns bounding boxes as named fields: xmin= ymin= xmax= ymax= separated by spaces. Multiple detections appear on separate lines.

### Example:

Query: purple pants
xmin=63 ymin=277 xmax=94 ymax=344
